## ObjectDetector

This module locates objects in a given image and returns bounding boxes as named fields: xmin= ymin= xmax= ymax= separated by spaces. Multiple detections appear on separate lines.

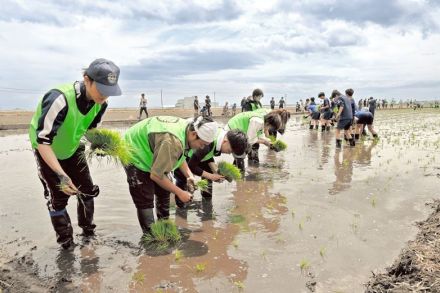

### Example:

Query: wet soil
xmin=0 ymin=109 xmax=439 ymax=292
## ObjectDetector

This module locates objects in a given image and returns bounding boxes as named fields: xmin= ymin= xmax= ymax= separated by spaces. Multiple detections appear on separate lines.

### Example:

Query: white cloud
xmin=0 ymin=0 xmax=439 ymax=109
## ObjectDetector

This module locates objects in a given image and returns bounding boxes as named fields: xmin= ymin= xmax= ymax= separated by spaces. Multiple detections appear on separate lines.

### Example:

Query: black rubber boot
xmin=233 ymin=158 xmax=245 ymax=173
xmin=326 ymin=126 xmax=331 ymax=131
xmin=336 ymin=139 xmax=342 ymax=149
xmin=349 ymin=138 xmax=356 ymax=147
xmin=77 ymin=197 xmax=96 ymax=236
xmin=309 ymin=124 xmax=314 ymax=130
xmin=200 ymin=198 xmax=213 ymax=221
xmin=321 ymin=125 xmax=325 ymax=132
xmin=354 ymin=134 xmax=360 ymax=140
xmin=315 ymin=125 xmax=319 ymax=130
xmin=50 ymin=209 xmax=74 ymax=249
xmin=248 ymin=144 xmax=260 ymax=164
xmin=136 ymin=208 xmax=155 ymax=234
xmin=201 ymin=179 xmax=213 ymax=200
xmin=155 ymin=198 xmax=170 ymax=220
xmin=373 ymin=133 xmax=378 ymax=138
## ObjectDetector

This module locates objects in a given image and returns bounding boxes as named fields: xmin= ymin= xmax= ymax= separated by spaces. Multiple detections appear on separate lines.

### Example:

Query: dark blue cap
xmin=85 ymin=58 xmax=122 ymax=96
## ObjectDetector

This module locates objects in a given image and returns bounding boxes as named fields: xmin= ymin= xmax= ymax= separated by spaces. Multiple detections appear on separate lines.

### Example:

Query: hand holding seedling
xmin=208 ymin=173 xmax=225 ymax=182
xmin=177 ymin=190 xmax=193 ymax=203
xmin=186 ymin=177 xmax=197 ymax=193
xmin=57 ymin=174 xmax=78 ymax=196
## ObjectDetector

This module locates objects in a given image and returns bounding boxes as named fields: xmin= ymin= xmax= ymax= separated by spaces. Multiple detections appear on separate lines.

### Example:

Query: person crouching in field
xmin=225 ymin=108 xmax=290 ymax=169
xmin=29 ymin=58 xmax=122 ymax=249
xmin=123 ymin=116 xmax=218 ymax=234
xmin=174 ymin=128 xmax=248 ymax=208
xmin=332 ymin=90 xmax=355 ymax=149
xmin=354 ymin=108 xmax=378 ymax=140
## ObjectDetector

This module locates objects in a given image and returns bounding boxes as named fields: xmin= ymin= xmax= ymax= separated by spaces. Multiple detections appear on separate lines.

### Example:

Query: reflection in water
xmin=320 ymin=133 xmax=332 ymax=167
xmin=79 ymin=244 xmax=102 ymax=292
xmin=329 ymin=141 xmax=378 ymax=195
xmin=53 ymin=241 xmax=103 ymax=292
xmin=330 ymin=149 xmax=354 ymax=195
xmin=129 ymin=153 xmax=289 ymax=292
xmin=54 ymin=249 xmax=76 ymax=291
xmin=130 ymin=200 xmax=247 ymax=292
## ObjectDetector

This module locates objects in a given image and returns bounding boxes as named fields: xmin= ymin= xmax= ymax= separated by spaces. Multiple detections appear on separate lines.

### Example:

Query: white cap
xmin=194 ymin=117 xmax=218 ymax=143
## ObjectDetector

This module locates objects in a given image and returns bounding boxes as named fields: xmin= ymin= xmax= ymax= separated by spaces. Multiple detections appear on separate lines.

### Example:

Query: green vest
xmin=227 ymin=108 xmax=270 ymax=133
xmin=251 ymin=102 xmax=262 ymax=111
xmin=29 ymin=83 xmax=102 ymax=160
xmin=124 ymin=116 xmax=188 ymax=172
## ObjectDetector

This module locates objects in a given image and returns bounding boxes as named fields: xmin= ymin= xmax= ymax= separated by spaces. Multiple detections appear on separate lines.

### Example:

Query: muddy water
xmin=0 ymin=109 xmax=439 ymax=292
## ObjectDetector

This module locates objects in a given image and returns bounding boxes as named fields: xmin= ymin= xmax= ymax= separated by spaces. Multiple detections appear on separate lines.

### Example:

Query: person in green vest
xmin=29 ymin=58 xmax=122 ymax=249
xmin=225 ymin=108 xmax=290 ymax=169
xmin=123 ymin=116 xmax=218 ymax=234
xmin=243 ymin=88 xmax=263 ymax=112
xmin=242 ymin=89 xmax=264 ymax=163
xmin=173 ymin=128 xmax=248 ymax=209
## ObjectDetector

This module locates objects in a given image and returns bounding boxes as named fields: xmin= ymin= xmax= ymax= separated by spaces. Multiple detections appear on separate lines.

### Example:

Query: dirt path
xmin=366 ymin=200 xmax=440 ymax=292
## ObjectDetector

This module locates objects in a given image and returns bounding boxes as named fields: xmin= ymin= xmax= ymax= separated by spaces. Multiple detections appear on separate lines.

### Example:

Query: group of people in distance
xmin=305 ymin=89 xmax=379 ymax=149
xmin=29 ymin=58 xmax=291 ymax=249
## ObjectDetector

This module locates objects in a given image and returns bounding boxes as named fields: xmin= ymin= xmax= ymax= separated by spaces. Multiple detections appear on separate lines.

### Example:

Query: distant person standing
xmin=368 ymin=97 xmax=377 ymax=117
xmin=138 ymin=93 xmax=148 ymax=120
xmin=205 ymin=95 xmax=212 ymax=116
xmin=270 ymin=97 xmax=275 ymax=109
xmin=193 ymin=96 xmax=199 ymax=118
xmin=279 ymin=97 xmax=285 ymax=109
xmin=222 ymin=102 xmax=229 ymax=117
xmin=240 ymin=97 xmax=246 ymax=112
xmin=232 ymin=103 xmax=237 ymax=116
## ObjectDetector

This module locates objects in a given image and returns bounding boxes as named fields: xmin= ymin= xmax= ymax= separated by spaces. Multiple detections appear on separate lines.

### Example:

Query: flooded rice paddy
xmin=0 ymin=109 xmax=439 ymax=292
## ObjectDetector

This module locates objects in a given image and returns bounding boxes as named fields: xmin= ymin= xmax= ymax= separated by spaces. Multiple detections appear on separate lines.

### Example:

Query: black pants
xmin=139 ymin=107 xmax=148 ymax=118
xmin=34 ymin=145 xmax=97 ymax=212
xmin=124 ymin=165 xmax=170 ymax=219
xmin=33 ymin=145 xmax=98 ymax=244
xmin=174 ymin=162 xmax=213 ymax=207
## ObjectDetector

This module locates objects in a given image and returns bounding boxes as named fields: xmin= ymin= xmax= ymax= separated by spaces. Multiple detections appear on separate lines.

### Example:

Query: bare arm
xmin=150 ymin=173 xmax=192 ymax=202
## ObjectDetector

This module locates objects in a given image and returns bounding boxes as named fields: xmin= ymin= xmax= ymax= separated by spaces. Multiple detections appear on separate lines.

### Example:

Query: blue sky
xmin=0 ymin=0 xmax=439 ymax=109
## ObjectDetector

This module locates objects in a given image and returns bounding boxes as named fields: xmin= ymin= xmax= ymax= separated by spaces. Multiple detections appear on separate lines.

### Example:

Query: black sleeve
xmin=35 ymin=90 xmax=68 ymax=145
xmin=243 ymin=101 xmax=252 ymax=112
xmin=188 ymin=143 xmax=213 ymax=176
xmin=88 ymin=102 xmax=108 ymax=129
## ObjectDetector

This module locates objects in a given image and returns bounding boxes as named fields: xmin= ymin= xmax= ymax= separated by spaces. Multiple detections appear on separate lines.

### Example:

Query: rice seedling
xmin=232 ymin=240 xmax=239 ymax=248
xmin=141 ymin=219 xmax=181 ymax=251
xmin=299 ymin=259 xmax=310 ymax=272
xmin=272 ymin=139 xmax=287 ymax=151
xmin=195 ymin=263 xmax=206 ymax=273
xmin=298 ymin=220 xmax=304 ymax=231
xmin=174 ymin=249 xmax=183 ymax=262
xmin=229 ymin=214 xmax=246 ymax=224
xmin=217 ymin=161 xmax=242 ymax=181
xmin=234 ymin=281 xmax=245 ymax=291
xmin=132 ymin=272 xmax=145 ymax=284
xmin=196 ymin=179 xmax=209 ymax=192
xmin=84 ymin=128 xmax=133 ymax=166
xmin=370 ymin=196 xmax=377 ymax=208
xmin=319 ymin=247 xmax=326 ymax=258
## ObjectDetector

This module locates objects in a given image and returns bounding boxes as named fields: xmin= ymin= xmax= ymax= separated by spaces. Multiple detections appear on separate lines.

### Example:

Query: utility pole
xmin=160 ymin=89 xmax=163 ymax=109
